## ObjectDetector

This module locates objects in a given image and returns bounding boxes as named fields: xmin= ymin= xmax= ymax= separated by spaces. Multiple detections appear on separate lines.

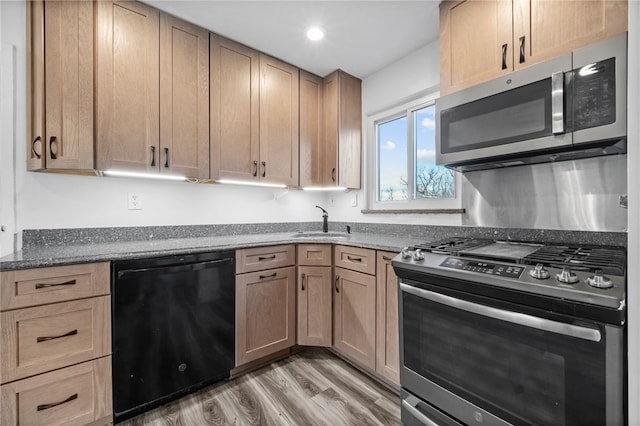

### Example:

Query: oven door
xmin=399 ymin=279 xmax=624 ymax=426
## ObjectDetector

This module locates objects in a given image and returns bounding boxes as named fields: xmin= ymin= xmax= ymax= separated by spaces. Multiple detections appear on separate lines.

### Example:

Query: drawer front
xmin=1 ymin=296 xmax=111 ymax=384
xmin=236 ymin=245 xmax=295 ymax=274
xmin=1 ymin=262 xmax=110 ymax=311
xmin=0 ymin=356 xmax=112 ymax=426
xmin=297 ymin=244 xmax=332 ymax=266
xmin=334 ymin=245 xmax=376 ymax=275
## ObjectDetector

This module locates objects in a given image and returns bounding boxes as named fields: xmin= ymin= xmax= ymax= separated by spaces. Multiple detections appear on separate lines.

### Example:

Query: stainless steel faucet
xmin=315 ymin=205 xmax=328 ymax=233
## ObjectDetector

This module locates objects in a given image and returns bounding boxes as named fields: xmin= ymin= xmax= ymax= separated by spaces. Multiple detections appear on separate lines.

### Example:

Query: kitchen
xmin=0 ymin=0 xmax=639 ymax=425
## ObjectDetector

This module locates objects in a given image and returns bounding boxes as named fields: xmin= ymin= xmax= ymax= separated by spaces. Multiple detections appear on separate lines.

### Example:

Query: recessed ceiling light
xmin=306 ymin=27 xmax=324 ymax=41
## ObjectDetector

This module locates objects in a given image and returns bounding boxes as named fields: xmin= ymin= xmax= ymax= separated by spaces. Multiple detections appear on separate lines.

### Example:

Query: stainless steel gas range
xmin=392 ymin=238 xmax=626 ymax=426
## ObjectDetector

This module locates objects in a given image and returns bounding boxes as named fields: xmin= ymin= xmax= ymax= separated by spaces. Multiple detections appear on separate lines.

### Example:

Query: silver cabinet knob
xmin=587 ymin=270 xmax=613 ymax=289
xmin=529 ymin=263 xmax=550 ymax=279
xmin=556 ymin=267 xmax=579 ymax=284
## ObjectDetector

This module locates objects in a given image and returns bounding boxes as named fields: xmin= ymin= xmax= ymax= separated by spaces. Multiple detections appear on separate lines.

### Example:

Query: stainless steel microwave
xmin=436 ymin=34 xmax=627 ymax=172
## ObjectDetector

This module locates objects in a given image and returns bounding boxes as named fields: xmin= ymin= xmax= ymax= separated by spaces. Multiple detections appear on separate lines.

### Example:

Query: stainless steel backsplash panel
xmin=462 ymin=155 xmax=627 ymax=231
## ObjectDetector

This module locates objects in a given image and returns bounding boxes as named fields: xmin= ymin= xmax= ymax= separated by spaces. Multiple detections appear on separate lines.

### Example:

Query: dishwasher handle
xmin=117 ymin=258 xmax=233 ymax=280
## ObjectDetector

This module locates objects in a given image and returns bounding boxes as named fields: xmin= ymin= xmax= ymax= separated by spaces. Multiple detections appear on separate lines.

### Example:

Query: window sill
xmin=360 ymin=208 xmax=465 ymax=214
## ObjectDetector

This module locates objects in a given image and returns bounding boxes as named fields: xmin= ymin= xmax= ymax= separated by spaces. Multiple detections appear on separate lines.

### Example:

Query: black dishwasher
xmin=112 ymin=251 xmax=235 ymax=423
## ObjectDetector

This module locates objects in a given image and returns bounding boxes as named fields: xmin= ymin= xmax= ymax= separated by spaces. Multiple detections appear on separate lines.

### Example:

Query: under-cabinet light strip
xmin=103 ymin=170 xmax=187 ymax=181
xmin=216 ymin=179 xmax=287 ymax=189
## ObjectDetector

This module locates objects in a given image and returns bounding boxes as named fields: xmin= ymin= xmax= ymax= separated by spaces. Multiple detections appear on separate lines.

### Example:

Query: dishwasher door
xmin=112 ymin=251 xmax=235 ymax=422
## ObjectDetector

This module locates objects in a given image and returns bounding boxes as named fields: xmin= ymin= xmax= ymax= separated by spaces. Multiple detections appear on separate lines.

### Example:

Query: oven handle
xmin=400 ymin=283 xmax=601 ymax=342
xmin=402 ymin=395 xmax=441 ymax=426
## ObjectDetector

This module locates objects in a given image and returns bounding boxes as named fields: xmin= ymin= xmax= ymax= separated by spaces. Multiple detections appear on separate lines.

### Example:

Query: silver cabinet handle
xmin=400 ymin=283 xmax=601 ymax=342
xmin=551 ymin=71 xmax=565 ymax=134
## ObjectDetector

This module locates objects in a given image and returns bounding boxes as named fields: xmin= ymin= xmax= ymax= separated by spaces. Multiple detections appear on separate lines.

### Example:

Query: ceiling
xmin=143 ymin=1 xmax=441 ymax=79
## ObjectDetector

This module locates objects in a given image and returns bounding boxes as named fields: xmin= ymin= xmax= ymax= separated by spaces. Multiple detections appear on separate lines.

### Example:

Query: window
xmin=368 ymin=94 xmax=458 ymax=211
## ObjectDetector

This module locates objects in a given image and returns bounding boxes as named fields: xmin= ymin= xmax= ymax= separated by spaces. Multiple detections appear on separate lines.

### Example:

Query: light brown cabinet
xmin=323 ymin=70 xmax=362 ymax=189
xmin=297 ymin=244 xmax=332 ymax=347
xmin=210 ymin=39 xmax=299 ymax=186
xmin=333 ymin=245 xmax=377 ymax=370
xmin=299 ymin=71 xmax=325 ymax=187
xmin=235 ymin=246 xmax=296 ymax=366
xmin=375 ymin=251 xmax=400 ymax=385
xmin=0 ymin=262 xmax=112 ymax=426
xmin=96 ymin=1 xmax=209 ymax=179
xmin=439 ymin=0 xmax=628 ymax=95
xmin=27 ymin=0 xmax=94 ymax=171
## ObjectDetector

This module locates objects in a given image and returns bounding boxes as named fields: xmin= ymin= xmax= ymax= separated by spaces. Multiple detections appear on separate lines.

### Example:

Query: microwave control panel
xmin=572 ymin=57 xmax=616 ymax=131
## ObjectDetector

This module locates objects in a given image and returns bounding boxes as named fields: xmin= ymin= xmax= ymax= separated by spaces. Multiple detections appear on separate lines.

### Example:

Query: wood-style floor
xmin=119 ymin=348 xmax=401 ymax=426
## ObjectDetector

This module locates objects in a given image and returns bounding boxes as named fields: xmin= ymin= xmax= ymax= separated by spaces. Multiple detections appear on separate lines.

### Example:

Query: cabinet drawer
xmin=236 ymin=245 xmax=295 ymax=274
xmin=0 ymin=356 xmax=112 ymax=426
xmin=297 ymin=244 xmax=332 ymax=266
xmin=334 ymin=245 xmax=376 ymax=275
xmin=1 ymin=262 xmax=110 ymax=311
xmin=1 ymin=296 xmax=111 ymax=384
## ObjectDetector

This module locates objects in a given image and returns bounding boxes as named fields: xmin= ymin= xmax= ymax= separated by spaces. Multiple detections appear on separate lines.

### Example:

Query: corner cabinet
xmin=96 ymin=1 xmax=209 ymax=179
xmin=27 ymin=0 xmax=94 ymax=171
xmin=297 ymin=244 xmax=332 ymax=347
xmin=235 ymin=245 xmax=296 ymax=366
xmin=210 ymin=38 xmax=299 ymax=186
xmin=299 ymin=71 xmax=325 ymax=187
xmin=324 ymin=70 xmax=362 ymax=189
xmin=439 ymin=0 xmax=628 ymax=95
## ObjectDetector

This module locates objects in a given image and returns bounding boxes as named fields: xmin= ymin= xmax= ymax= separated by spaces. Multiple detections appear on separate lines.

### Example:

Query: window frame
xmin=366 ymin=93 xmax=461 ymax=212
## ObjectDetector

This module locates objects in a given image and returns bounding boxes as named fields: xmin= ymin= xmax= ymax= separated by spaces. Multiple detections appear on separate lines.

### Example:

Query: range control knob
xmin=556 ymin=267 xmax=579 ymax=284
xmin=401 ymin=247 xmax=413 ymax=259
xmin=413 ymin=249 xmax=425 ymax=261
xmin=529 ymin=263 xmax=550 ymax=280
xmin=587 ymin=270 xmax=613 ymax=289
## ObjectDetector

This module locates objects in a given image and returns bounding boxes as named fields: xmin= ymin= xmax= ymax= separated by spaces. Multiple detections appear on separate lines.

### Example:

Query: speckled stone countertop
xmin=0 ymin=222 xmax=626 ymax=271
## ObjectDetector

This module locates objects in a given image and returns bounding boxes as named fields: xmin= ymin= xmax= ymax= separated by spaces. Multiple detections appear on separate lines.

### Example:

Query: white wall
xmin=0 ymin=1 xmax=327 ymax=257
xmin=330 ymin=41 xmax=462 ymax=227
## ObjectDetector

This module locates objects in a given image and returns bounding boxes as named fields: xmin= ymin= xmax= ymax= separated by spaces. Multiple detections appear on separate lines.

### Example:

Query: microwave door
xmin=436 ymin=54 xmax=572 ymax=167
xmin=571 ymin=34 xmax=627 ymax=146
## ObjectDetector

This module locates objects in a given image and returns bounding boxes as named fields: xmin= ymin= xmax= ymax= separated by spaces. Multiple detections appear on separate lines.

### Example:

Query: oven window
xmin=402 ymin=289 xmax=606 ymax=425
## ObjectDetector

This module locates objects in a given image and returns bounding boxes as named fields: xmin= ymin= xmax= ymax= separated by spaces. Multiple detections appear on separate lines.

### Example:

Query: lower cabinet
xmin=333 ymin=266 xmax=377 ymax=370
xmin=235 ymin=265 xmax=296 ymax=366
xmin=376 ymin=251 xmax=400 ymax=385
xmin=297 ymin=244 xmax=333 ymax=347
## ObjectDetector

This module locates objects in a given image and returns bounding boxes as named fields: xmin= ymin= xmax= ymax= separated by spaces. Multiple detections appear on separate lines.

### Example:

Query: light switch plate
xmin=351 ymin=193 xmax=358 ymax=207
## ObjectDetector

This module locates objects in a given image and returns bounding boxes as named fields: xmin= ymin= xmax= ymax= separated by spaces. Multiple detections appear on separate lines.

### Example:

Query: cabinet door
xmin=299 ymin=71 xmax=324 ymax=187
xmin=323 ymin=70 xmax=362 ymax=189
xmin=235 ymin=266 xmax=295 ymax=366
xmin=333 ymin=267 xmax=376 ymax=370
xmin=96 ymin=0 xmax=159 ymax=172
xmin=513 ymin=0 xmax=628 ymax=71
xmin=159 ymin=13 xmax=209 ymax=179
xmin=259 ymin=54 xmax=299 ymax=186
xmin=376 ymin=251 xmax=400 ymax=385
xmin=439 ymin=0 xmax=513 ymax=95
xmin=297 ymin=266 xmax=332 ymax=347
xmin=210 ymin=35 xmax=260 ymax=182
xmin=27 ymin=0 xmax=94 ymax=171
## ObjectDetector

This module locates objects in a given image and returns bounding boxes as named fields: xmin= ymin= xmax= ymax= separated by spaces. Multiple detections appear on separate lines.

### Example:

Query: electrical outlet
xmin=329 ymin=197 xmax=335 ymax=207
xmin=128 ymin=192 xmax=142 ymax=210
xmin=351 ymin=193 xmax=358 ymax=207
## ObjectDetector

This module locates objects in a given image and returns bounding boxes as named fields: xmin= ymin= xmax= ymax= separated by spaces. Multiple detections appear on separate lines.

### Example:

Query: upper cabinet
xmin=96 ymin=1 xmax=209 ymax=179
xmin=324 ymin=70 xmax=362 ymax=189
xmin=299 ymin=71 xmax=324 ymax=187
xmin=439 ymin=0 xmax=628 ymax=95
xmin=210 ymin=38 xmax=299 ymax=186
xmin=27 ymin=0 xmax=94 ymax=171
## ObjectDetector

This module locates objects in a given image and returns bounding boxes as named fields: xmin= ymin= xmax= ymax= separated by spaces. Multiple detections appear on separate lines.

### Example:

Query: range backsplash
xmin=461 ymin=155 xmax=627 ymax=232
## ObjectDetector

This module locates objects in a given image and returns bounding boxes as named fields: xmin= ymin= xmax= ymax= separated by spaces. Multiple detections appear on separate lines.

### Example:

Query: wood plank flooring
xmin=119 ymin=348 xmax=401 ymax=425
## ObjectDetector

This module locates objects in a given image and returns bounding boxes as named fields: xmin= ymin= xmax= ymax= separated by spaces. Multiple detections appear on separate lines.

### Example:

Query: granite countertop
xmin=0 ymin=232 xmax=425 ymax=271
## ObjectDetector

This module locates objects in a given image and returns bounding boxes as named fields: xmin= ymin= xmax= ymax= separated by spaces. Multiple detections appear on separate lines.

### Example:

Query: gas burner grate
xmin=412 ymin=238 xmax=489 ymax=255
xmin=523 ymin=246 xmax=626 ymax=276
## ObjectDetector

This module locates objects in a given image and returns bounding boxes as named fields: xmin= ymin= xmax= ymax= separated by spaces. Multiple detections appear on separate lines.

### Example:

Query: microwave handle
xmin=551 ymin=71 xmax=565 ymax=134
xmin=400 ymin=282 xmax=601 ymax=342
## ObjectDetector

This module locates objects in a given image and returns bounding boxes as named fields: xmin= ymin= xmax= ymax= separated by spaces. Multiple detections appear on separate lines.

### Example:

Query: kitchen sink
xmin=290 ymin=231 xmax=351 ymax=239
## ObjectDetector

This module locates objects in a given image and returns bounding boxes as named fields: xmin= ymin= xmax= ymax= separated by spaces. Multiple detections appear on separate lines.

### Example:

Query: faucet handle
xmin=346 ymin=225 xmax=351 ymax=234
